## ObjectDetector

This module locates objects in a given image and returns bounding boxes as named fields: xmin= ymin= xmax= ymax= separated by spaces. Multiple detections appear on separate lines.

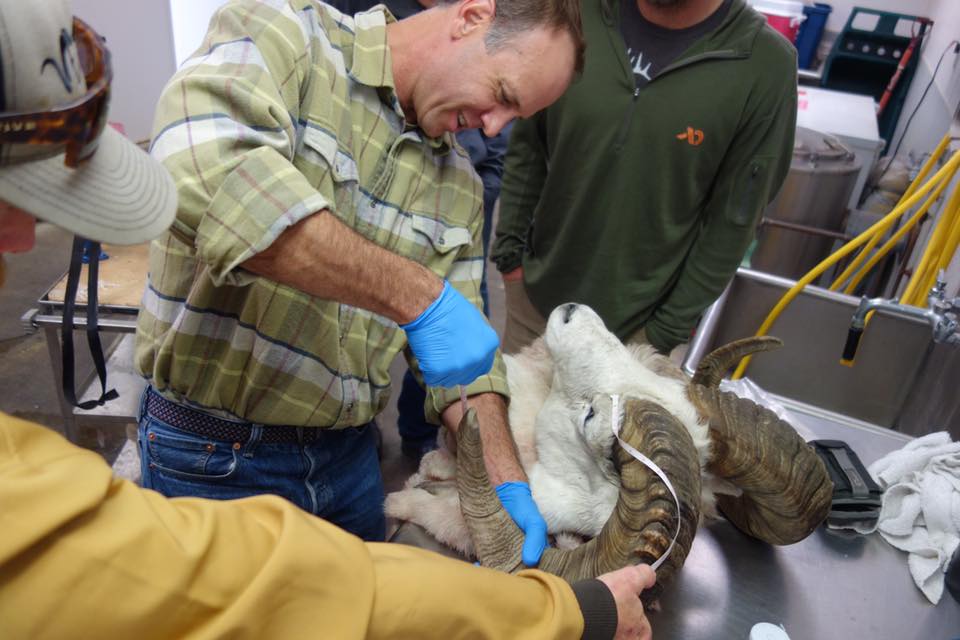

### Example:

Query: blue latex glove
xmin=495 ymin=481 xmax=548 ymax=567
xmin=401 ymin=280 xmax=499 ymax=387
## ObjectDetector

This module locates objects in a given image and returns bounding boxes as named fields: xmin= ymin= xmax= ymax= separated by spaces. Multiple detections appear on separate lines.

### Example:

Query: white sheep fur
xmin=385 ymin=304 xmax=731 ymax=556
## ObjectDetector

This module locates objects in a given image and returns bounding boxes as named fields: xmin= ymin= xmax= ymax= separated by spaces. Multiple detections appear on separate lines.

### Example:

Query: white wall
xmin=74 ymin=0 xmax=177 ymax=143
xmin=892 ymin=0 xmax=960 ymax=158
xmin=890 ymin=0 xmax=960 ymax=297
xmin=170 ymin=0 xmax=228 ymax=67
xmin=918 ymin=0 xmax=960 ymax=105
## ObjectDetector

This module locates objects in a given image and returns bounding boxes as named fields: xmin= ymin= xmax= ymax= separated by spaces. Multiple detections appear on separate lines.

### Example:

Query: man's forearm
xmin=441 ymin=392 xmax=526 ymax=486
xmin=244 ymin=210 xmax=442 ymax=324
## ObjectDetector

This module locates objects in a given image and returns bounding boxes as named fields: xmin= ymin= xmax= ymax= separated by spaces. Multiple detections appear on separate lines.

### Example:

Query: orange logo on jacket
xmin=676 ymin=127 xmax=705 ymax=146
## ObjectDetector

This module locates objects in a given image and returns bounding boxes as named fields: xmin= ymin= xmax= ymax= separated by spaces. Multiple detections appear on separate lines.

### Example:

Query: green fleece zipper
xmin=612 ymin=49 xmax=748 ymax=150
xmin=601 ymin=2 xmax=749 ymax=152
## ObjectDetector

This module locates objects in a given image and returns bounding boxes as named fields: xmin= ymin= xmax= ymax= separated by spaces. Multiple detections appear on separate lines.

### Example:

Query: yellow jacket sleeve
xmin=0 ymin=413 xmax=584 ymax=639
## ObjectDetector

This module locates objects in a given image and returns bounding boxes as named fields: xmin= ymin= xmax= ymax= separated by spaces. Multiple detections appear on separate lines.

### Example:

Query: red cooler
xmin=750 ymin=0 xmax=806 ymax=44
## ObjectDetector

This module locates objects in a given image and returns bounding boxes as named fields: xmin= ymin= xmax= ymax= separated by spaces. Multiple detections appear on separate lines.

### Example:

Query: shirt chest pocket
xmin=298 ymin=125 xmax=359 ymax=223
xmin=409 ymin=216 xmax=473 ymax=257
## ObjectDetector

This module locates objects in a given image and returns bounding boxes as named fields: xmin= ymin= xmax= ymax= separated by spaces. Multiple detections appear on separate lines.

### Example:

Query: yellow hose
xmin=830 ymin=135 xmax=955 ymax=292
xmin=902 ymin=180 xmax=960 ymax=306
xmin=842 ymin=164 xmax=958 ymax=295
xmin=899 ymin=134 xmax=954 ymax=203
xmin=918 ymin=194 xmax=960 ymax=300
xmin=732 ymin=150 xmax=960 ymax=379
xmin=829 ymin=134 xmax=954 ymax=292
xmin=939 ymin=203 xmax=960 ymax=270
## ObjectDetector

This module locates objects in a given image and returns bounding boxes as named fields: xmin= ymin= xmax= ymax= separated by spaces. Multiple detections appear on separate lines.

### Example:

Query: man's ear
xmin=452 ymin=0 xmax=496 ymax=39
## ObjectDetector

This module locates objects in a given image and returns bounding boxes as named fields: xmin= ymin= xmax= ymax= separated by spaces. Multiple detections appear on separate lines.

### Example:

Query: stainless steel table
xmin=21 ymin=244 xmax=148 ymax=441
xmin=389 ymin=393 xmax=960 ymax=637
xmin=653 ymin=395 xmax=960 ymax=639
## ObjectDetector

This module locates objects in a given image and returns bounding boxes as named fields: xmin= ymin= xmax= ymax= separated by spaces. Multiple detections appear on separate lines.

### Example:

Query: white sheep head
xmin=456 ymin=304 xmax=832 ymax=605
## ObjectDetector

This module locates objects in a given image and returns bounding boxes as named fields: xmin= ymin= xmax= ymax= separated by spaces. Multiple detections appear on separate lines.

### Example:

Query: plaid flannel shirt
xmin=135 ymin=0 xmax=508 ymax=427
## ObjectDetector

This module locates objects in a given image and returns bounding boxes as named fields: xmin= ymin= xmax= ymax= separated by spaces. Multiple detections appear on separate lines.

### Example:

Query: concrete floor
xmin=0 ymin=222 xmax=509 ymax=494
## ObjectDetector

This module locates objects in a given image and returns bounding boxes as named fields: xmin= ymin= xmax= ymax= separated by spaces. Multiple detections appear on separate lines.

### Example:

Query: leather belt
xmin=145 ymin=390 xmax=321 ymax=444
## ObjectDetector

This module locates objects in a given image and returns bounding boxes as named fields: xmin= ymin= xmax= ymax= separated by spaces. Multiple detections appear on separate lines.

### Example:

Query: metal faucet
xmin=841 ymin=273 xmax=960 ymax=364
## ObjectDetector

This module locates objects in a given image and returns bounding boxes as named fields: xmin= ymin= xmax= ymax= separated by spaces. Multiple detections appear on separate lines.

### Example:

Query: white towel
xmin=859 ymin=431 xmax=960 ymax=604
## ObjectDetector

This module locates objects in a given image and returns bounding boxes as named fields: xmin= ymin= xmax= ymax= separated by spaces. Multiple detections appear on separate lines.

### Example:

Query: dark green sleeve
xmin=491 ymin=111 xmax=548 ymax=274
xmin=645 ymin=62 xmax=797 ymax=353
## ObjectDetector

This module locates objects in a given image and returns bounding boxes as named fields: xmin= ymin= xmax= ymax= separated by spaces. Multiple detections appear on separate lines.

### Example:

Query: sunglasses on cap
xmin=0 ymin=18 xmax=112 ymax=168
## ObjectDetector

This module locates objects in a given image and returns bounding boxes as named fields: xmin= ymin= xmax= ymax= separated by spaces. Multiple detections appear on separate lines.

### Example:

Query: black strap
xmin=61 ymin=236 xmax=119 ymax=410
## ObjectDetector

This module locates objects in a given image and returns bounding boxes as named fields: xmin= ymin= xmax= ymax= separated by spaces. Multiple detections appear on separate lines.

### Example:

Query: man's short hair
xmin=443 ymin=0 xmax=586 ymax=74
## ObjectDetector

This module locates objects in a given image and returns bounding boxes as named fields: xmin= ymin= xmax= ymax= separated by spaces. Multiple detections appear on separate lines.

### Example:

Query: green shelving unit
xmin=821 ymin=7 xmax=931 ymax=154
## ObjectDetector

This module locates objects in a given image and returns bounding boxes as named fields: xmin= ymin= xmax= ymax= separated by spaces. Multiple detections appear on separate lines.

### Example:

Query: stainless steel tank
xmin=751 ymin=127 xmax=861 ymax=279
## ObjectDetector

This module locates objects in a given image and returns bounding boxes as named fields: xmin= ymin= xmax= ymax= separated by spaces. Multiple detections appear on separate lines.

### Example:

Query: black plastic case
xmin=810 ymin=439 xmax=883 ymax=528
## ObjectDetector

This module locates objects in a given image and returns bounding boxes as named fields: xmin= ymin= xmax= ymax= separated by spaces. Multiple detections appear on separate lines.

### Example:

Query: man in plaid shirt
xmin=135 ymin=0 xmax=583 ymax=565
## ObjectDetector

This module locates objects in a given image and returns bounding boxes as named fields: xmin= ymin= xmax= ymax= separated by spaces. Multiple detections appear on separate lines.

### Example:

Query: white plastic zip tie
xmin=459 ymin=385 xmax=469 ymax=414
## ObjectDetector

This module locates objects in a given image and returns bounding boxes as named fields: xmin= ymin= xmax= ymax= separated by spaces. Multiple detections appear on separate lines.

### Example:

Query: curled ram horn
xmin=456 ymin=400 xmax=701 ymax=606
xmin=687 ymin=336 xmax=833 ymax=545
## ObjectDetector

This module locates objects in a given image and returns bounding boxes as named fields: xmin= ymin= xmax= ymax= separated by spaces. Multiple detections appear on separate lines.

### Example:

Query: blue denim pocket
xmin=144 ymin=418 xmax=238 ymax=481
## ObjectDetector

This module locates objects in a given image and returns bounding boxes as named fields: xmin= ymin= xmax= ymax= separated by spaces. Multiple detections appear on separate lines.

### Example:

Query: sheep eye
xmin=584 ymin=406 xmax=595 ymax=422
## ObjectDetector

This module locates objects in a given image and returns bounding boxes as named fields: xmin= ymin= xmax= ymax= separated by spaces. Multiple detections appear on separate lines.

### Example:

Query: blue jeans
xmin=137 ymin=389 xmax=385 ymax=541
xmin=396 ymin=369 xmax=437 ymax=448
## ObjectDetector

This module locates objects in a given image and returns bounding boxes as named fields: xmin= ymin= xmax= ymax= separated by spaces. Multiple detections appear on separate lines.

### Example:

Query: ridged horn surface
xmin=691 ymin=335 xmax=783 ymax=388
xmin=456 ymin=400 xmax=702 ymax=606
xmin=687 ymin=338 xmax=832 ymax=545
xmin=456 ymin=407 xmax=525 ymax=573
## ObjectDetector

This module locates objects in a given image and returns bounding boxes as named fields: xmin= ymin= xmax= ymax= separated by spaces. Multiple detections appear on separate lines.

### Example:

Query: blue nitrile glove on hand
xmin=401 ymin=280 xmax=499 ymax=387
xmin=495 ymin=481 xmax=548 ymax=567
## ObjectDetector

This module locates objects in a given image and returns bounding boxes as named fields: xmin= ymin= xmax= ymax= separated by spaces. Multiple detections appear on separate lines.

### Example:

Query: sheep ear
xmin=687 ymin=338 xmax=833 ymax=544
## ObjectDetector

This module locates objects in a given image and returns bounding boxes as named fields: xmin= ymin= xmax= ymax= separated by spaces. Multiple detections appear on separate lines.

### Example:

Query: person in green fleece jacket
xmin=492 ymin=0 xmax=796 ymax=354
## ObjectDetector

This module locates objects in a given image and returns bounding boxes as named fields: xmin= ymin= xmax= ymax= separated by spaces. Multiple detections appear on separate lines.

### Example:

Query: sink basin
xmin=683 ymin=268 xmax=960 ymax=439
